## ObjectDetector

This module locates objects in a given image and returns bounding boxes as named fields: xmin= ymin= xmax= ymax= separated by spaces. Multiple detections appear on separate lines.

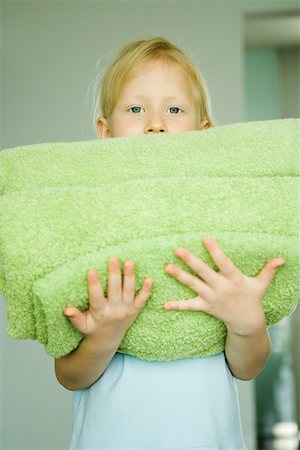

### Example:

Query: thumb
xmin=256 ymin=258 xmax=285 ymax=286
xmin=64 ymin=307 xmax=87 ymax=334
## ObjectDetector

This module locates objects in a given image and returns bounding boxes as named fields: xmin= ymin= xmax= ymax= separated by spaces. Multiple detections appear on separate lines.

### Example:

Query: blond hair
xmin=97 ymin=36 xmax=214 ymax=126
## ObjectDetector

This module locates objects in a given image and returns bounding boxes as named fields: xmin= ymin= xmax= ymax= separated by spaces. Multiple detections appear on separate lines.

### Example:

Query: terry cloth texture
xmin=0 ymin=119 xmax=299 ymax=359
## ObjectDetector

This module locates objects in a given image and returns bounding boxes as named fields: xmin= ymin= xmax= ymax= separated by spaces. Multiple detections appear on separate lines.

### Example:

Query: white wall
xmin=1 ymin=0 xmax=245 ymax=149
xmin=1 ymin=1 xmax=299 ymax=449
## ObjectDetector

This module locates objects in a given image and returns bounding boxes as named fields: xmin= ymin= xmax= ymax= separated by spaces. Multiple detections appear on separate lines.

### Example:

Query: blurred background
xmin=0 ymin=1 xmax=299 ymax=449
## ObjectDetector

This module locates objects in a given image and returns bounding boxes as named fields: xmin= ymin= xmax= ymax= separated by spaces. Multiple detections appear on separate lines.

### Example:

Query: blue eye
xmin=169 ymin=107 xmax=181 ymax=114
xmin=129 ymin=106 xmax=143 ymax=113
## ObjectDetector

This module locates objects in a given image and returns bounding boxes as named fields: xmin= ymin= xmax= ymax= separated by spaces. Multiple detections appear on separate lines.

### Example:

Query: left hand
xmin=163 ymin=237 xmax=285 ymax=336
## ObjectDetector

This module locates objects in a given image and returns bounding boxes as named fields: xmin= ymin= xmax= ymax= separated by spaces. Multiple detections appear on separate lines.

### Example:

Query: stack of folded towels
xmin=0 ymin=119 xmax=299 ymax=360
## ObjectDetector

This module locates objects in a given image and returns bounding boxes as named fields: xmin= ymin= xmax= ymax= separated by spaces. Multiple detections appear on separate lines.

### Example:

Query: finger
xmin=164 ymin=297 xmax=209 ymax=312
xmin=107 ymin=256 xmax=122 ymax=305
xmin=165 ymin=264 xmax=212 ymax=298
xmin=134 ymin=278 xmax=153 ymax=310
xmin=64 ymin=307 xmax=88 ymax=334
xmin=122 ymin=260 xmax=136 ymax=304
xmin=174 ymin=247 xmax=218 ymax=286
xmin=256 ymin=258 xmax=285 ymax=291
xmin=203 ymin=237 xmax=242 ymax=281
xmin=87 ymin=269 xmax=105 ymax=311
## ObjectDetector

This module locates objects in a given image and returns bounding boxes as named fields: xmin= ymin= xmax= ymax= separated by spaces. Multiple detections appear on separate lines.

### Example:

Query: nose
xmin=144 ymin=113 xmax=167 ymax=134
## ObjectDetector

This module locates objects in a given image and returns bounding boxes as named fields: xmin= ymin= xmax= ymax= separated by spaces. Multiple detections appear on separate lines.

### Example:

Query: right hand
xmin=64 ymin=256 xmax=153 ymax=339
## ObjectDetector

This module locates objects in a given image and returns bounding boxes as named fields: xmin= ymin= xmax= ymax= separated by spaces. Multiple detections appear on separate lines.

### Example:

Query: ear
xmin=200 ymin=119 xmax=213 ymax=130
xmin=96 ymin=117 xmax=111 ymax=138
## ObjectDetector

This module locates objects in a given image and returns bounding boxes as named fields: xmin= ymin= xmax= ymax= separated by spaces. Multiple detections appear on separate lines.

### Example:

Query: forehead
xmin=121 ymin=60 xmax=197 ymax=96
xmin=128 ymin=60 xmax=189 ymax=82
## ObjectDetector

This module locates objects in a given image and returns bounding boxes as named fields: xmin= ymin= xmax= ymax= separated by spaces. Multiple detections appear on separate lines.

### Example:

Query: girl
xmin=55 ymin=37 xmax=285 ymax=450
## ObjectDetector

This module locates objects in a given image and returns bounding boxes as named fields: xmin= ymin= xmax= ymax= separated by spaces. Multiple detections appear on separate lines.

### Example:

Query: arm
xmin=55 ymin=257 xmax=153 ymax=391
xmin=222 ymin=272 xmax=272 ymax=380
xmin=55 ymin=327 xmax=125 ymax=391
xmin=163 ymin=237 xmax=284 ymax=380
xmin=224 ymin=322 xmax=271 ymax=381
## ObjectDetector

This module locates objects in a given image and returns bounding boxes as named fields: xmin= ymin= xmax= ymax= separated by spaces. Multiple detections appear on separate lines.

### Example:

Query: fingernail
xmin=110 ymin=257 xmax=118 ymax=266
xmin=89 ymin=269 xmax=98 ymax=277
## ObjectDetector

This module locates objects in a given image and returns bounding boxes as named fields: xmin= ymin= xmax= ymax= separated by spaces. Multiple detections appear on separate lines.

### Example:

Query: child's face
xmin=97 ymin=61 xmax=211 ymax=138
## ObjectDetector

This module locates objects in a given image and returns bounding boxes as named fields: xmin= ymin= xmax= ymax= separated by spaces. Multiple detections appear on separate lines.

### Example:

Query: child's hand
xmin=64 ymin=257 xmax=153 ymax=339
xmin=163 ymin=237 xmax=285 ymax=336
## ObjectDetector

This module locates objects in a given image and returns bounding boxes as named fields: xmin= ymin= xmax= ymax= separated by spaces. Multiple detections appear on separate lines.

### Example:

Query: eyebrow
xmin=128 ymin=95 xmax=185 ymax=101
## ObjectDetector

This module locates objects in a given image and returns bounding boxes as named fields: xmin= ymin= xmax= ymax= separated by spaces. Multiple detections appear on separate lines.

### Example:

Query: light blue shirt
xmin=70 ymin=352 xmax=247 ymax=450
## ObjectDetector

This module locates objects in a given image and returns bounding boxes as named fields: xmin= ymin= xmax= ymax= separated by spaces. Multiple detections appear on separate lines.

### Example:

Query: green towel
xmin=0 ymin=119 xmax=299 ymax=360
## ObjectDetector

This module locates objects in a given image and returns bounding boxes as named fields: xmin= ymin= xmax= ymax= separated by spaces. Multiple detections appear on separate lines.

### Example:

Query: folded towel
xmin=0 ymin=119 xmax=299 ymax=359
